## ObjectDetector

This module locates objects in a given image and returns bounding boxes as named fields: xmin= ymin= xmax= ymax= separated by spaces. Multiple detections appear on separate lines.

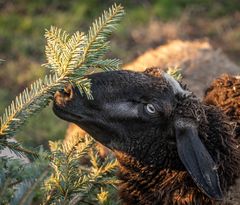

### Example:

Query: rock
xmin=124 ymin=39 xmax=240 ymax=98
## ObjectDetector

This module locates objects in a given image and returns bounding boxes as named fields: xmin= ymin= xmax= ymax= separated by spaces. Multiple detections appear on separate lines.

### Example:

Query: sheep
xmin=204 ymin=74 xmax=240 ymax=138
xmin=53 ymin=69 xmax=240 ymax=205
xmin=64 ymin=39 xmax=240 ymax=156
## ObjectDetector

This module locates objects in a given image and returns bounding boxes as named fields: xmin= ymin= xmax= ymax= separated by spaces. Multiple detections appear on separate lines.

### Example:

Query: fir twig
xmin=81 ymin=4 xmax=124 ymax=66
xmin=17 ymin=169 xmax=49 ymax=205
xmin=0 ymin=4 xmax=124 ymax=142
xmin=0 ymin=154 xmax=49 ymax=204
xmin=0 ymin=74 xmax=62 ymax=138
xmin=91 ymin=59 xmax=122 ymax=71
xmin=167 ymin=66 xmax=182 ymax=80
xmin=0 ymin=139 xmax=39 ymax=159
xmin=43 ymin=135 xmax=119 ymax=204
xmin=0 ymin=4 xmax=124 ymax=205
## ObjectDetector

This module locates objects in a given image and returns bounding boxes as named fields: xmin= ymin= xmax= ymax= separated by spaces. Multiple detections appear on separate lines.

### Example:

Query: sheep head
xmin=53 ymin=70 xmax=223 ymax=200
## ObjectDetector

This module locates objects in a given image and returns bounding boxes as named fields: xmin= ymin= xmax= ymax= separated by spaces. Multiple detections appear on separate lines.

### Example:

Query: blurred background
xmin=0 ymin=0 xmax=240 ymax=149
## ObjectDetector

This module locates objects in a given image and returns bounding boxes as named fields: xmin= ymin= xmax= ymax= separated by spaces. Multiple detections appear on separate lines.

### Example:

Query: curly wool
xmin=204 ymin=74 xmax=240 ymax=138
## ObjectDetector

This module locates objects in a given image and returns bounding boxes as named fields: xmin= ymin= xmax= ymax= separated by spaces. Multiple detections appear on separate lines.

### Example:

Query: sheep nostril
xmin=54 ymin=91 xmax=65 ymax=105
xmin=54 ymin=85 xmax=73 ymax=106
xmin=63 ymin=85 xmax=73 ymax=98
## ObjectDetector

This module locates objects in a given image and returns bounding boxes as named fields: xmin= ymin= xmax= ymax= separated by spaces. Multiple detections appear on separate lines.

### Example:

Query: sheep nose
xmin=54 ymin=84 xmax=73 ymax=105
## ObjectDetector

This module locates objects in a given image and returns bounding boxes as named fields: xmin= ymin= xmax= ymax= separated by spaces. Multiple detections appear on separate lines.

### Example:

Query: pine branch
xmin=167 ymin=66 xmax=182 ymax=80
xmin=10 ymin=180 xmax=34 ymax=205
xmin=44 ymin=27 xmax=86 ymax=75
xmin=13 ymin=169 xmax=49 ymax=205
xmin=80 ymin=4 xmax=124 ymax=67
xmin=91 ymin=59 xmax=122 ymax=71
xmin=0 ymin=154 xmax=49 ymax=204
xmin=97 ymin=188 xmax=110 ymax=205
xmin=0 ymin=139 xmax=39 ymax=159
xmin=43 ymin=135 xmax=119 ymax=204
xmin=0 ymin=74 xmax=63 ymax=138
xmin=75 ymin=77 xmax=93 ymax=100
xmin=0 ymin=4 xmax=124 ymax=141
xmin=0 ymin=5 xmax=124 ymax=204
xmin=44 ymin=135 xmax=95 ymax=203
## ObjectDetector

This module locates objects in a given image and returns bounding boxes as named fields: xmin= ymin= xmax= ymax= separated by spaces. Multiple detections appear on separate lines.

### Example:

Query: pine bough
xmin=0 ymin=4 xmax=124 ymax=155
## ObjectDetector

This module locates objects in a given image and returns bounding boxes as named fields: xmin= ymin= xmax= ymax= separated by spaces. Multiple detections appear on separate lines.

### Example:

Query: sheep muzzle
xmin=53 ymin=70 xmax=176 ymax=152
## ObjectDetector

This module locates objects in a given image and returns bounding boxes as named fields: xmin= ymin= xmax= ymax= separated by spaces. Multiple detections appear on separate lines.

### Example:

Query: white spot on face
xmin=162 ymin=72 xmax=191 ymax=97
xmin=104 ymin=102 xmax=139 ymax=118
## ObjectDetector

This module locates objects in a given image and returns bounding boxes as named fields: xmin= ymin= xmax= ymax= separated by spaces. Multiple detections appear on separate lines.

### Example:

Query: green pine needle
xmin=167 ymin=66 xmax=182 ymax=80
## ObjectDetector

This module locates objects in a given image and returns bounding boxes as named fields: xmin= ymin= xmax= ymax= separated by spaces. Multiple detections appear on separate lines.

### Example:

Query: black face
xmin=53 ymin=71 xmax=176 ymax=151
xmin=53 ymin=70 xmax=223 ymax=200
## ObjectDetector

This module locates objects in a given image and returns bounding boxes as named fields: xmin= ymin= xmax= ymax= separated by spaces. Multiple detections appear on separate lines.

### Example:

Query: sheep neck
xmin=115 ymin=151 xmax=216 ymax=205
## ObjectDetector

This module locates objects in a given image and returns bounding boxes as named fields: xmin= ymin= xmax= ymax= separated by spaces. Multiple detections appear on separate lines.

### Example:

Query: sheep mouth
xmin=52 ymin=103 xmax=83 ymax=123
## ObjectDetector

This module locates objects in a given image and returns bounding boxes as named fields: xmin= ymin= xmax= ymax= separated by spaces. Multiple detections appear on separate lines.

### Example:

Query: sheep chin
xmin=162 ymin=72 xmax=191 ymax=97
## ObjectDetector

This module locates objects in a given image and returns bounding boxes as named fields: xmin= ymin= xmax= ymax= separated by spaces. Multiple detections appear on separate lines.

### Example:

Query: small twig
xmin=0 ymin=139 xmax=39 ymax=158
xmin=18 ymin=168 xmax=50 ymax=205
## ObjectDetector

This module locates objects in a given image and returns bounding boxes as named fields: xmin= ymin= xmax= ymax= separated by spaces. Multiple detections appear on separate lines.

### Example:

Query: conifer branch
xmin=0 ymin=154 xmax=49 ymax=204
xmin=43 ymin=135 xmax=119 ymax=204
xmin=80 ymin=4 xmax=124 ymax=67
xmin=167 ymin=66 xmax=182 ymax=80
xmin=0 ymin=139 xmax=39 ymax=159
xmin=44 ymin=27 xmax=86 ymax=75
xmin=0 ymin=4 xmax=124 ymax=204
xmin=0 ymin=74 xmax=63 ymax=138
xmin=10 ymin=169 xmax=49 ymax=205
xmin=0 ymin=4 xmax=124 ymax=141
xmin=91 ymin=59 xmax=122 ymax=71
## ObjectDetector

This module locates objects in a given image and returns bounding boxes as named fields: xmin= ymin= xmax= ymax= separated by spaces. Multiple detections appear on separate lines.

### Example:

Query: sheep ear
xmin=174 ymin=119 xmax=223 ymax=200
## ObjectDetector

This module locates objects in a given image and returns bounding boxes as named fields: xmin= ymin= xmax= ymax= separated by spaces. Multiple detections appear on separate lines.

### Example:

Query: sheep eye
xmin=145 ymin=104 xmax=156 ymax=114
